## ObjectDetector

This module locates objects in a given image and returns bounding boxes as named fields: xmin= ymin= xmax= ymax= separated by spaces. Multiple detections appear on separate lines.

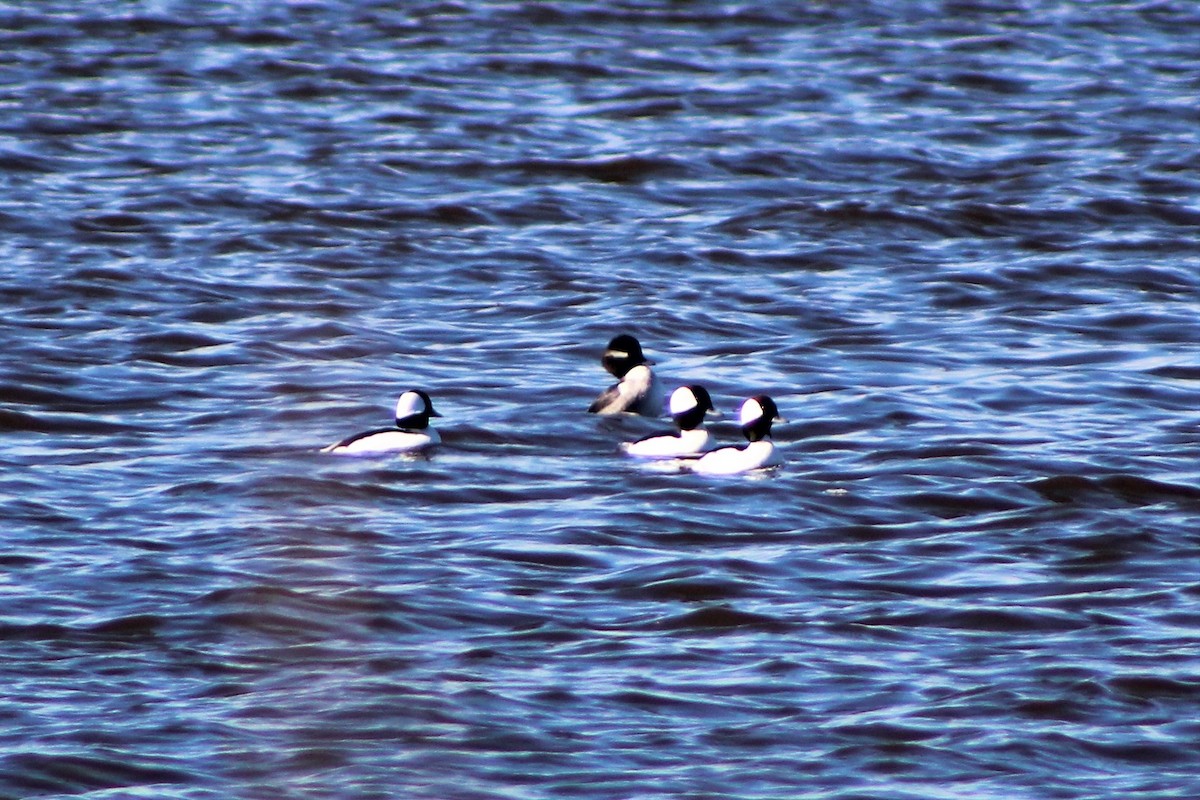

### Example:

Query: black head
xmin=395 ymin=389 xmax=442 ymax=429
xmin=600 ymin=333 xmax=649 ymax=379
xmin=739 ymin=394 xmax=781 ymax=442
xmin=671 ymin=384 xmax=715 ymax=431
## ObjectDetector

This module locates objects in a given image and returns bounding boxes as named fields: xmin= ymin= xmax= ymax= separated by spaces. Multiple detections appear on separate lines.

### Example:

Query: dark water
xmin=4 ymin=1 xmax=1200 ymax=797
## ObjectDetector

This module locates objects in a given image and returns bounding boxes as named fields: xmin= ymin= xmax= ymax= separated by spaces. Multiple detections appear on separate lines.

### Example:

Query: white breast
xmin=689 ymin=440 xmax=780 ymax=475
xmin=620 ymin=364 xmax=664 ymax=415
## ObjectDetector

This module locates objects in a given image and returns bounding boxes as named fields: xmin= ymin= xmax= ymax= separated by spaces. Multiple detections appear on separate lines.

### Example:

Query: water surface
xmin=3 ymin=2 xmax=1200 ymax=798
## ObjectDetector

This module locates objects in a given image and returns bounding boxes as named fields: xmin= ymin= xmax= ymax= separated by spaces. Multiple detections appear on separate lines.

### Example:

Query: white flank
xmin=621 ymin=428 xmax=711 ymax=458
xmin=324 ymin=428 xmax=440 ymax=455
xmin=689 ymin=440 xmax=780 ymax=475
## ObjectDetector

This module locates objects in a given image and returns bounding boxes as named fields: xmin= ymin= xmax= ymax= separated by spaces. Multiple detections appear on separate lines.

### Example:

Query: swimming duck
xmin=621 ymin=384 xmax=716 ymax=458
xmin=688 ymin=395 xmax=783 ymax=475
xmin=322 ymin=389 xmax=441 ymax=455
xmin=588 ymin=333 xmax=663 ymax=416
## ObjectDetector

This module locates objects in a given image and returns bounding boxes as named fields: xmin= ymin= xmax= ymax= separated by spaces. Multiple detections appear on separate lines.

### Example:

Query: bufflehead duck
xmin=621 ymin=385 xmax=716 ymax=458
xmin=321 ymin=389 xmax=441 ymax=455
xmin=587 ymin=333 xmax=664 ymax=416
xmin=689 ymin=395 xmax=783 ymax=475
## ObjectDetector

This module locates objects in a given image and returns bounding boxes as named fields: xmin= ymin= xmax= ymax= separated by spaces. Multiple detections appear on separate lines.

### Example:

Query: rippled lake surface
xmin=4 ymin=1 xmax=1200 ymax=797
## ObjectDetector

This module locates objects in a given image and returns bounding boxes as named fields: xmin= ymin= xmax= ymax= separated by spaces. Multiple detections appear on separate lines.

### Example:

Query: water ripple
xmin=4 ymin=1 xmax=1200 ymax=798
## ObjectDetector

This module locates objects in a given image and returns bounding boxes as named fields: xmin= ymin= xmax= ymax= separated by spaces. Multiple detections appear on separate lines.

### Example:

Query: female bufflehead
xmin=587 ymin=333 xmax=664 ymax=416
xmin=321 ymin=389 xmax=441 ymax=455
xmin=689 ymin=395 xmax=783 ymax=475
xmin=621 ymin=385 xmax=716 ymax=458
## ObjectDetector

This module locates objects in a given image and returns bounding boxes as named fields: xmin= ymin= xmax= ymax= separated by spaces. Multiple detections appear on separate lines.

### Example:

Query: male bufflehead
xmin=689 ymin=395 xmax=783 ymax=475
xmin=621 ymin=385 xmax=716 ymax=458
xmin=587 ymin=333 xmax=664 ymax=416
xmin=321 ymin=389 xmax=442 ymax=455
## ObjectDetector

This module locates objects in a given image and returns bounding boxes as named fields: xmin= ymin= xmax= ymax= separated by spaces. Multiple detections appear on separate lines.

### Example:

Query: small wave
xmin=485 ymin=547 xmax=609 ymax=571
xmin=627 ymin=577 xmax=753 ymax=603
xmin=0 ymin=621 xmax=70 ymax=641
xmin=856 ymin=607 xmax=1089 ymax=633
xmin=1075 ymin=737 xmax=1193 ymax=766
xmin=655 ymin=605 xmax=792 ymax=633
xmin=1147 ymin=365 xmax=1200 ymax=381
xmin=513 ymin=154 xmax=685 ymax=183
xmin=899 ymin=489 xmax=1027 ymax=519
xmin=0 ymin=752 xmax=194 ymax=797
xmin=0 ymin=149 xmax=57 ymax=173
xmin=132 ymin=330 xmax=231 ymax=353
xmin=1029 ymin=474 xmax=1200 ymax=506
xmin=1109 ymin=673 xmax=1200 ymax=702
xmin=71 ymin=212 xmax=159 ymax=234
xmin=87 ymin=613 xmax=165 ymax=640
xmin=0 ymin=408 xmax=132 ymax=434
xmin=945 ymin=69 xmax=1030 ymax=95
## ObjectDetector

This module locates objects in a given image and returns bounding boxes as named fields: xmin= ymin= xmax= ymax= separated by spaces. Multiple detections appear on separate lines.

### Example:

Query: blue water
xmin=4 ymin=2 xmax=1200 ymax=798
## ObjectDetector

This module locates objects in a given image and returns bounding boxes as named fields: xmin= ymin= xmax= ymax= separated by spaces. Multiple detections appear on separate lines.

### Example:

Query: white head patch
xmin=395 ymin=391 xmax=425 ymax=418
xmin=669 ymin=386 xmax=698 ymax=415
xmin=739 ymin=397 xmax=764 ymax=426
